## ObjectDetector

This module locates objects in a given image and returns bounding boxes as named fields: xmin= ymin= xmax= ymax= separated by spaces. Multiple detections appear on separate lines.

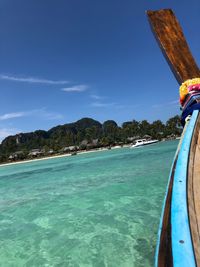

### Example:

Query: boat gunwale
xmin=171 ymin=110 xmax=199 ymax=267
xmin=155 ymin=116 xmax=190 ymax=267
xmin=188 ymin=112 xmax=200 ymax=265
xmin=154 ymin=156 xmax=175 ymax=267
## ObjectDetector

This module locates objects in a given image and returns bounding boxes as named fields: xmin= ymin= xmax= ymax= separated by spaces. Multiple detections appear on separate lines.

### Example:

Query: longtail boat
xmin=147 ymin=9 xmax=200 ymax=267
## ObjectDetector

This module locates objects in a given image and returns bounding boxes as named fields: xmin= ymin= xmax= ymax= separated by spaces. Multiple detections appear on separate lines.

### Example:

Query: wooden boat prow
xmin=147 ymin=9 xmax=200 ymax=267
xmin=147 ymin=9 xmax=200 ymax=83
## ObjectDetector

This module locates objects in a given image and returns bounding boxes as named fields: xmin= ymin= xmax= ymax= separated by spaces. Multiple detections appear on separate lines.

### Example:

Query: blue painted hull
xmin=155 ymin=110 xmax=199 ymax=267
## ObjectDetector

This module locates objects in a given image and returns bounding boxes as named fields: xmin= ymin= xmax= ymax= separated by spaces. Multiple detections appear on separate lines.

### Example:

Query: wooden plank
xmin=170 ymin=111 xmax=198 ymax=267
xmin=155 ymin=118 xmax=191 ymax=267
xmin=188 ymin=113 xmax=200 ymax=266
xmin=147 ymin=9 xmax=200 ymax=84
xmin=146 ymin=9 xmax=200 ymax=266
xmin=156 ymin=161 xmax=174 ymax=267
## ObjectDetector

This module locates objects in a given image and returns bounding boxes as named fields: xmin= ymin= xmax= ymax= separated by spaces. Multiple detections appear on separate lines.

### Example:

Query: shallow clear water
xmin=0 ymin=141 xmax=178 ymax=267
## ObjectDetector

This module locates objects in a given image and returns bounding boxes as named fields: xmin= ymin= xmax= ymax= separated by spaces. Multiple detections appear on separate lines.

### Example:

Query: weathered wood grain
xmin=147 ymin=9 xmax=200 ymax=266
xmin=147 ymin=9 xmax=200 ymax=84
xmin=157 ymin=162 xmax=174 ymax=267
xmin=156 ymin=118 xmax=191 ymax=267
xmin=188 ymin=114 xmax=200 ymax=266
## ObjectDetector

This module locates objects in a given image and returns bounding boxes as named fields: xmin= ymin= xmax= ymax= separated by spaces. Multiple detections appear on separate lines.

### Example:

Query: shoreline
xmin=0 ymin=140 xmax=177 ymax=168
xmin=0 ymin=146 xmax=127 ymax=168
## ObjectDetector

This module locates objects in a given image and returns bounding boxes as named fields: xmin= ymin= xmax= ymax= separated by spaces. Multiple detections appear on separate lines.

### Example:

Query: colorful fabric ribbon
xmin=179 ymin=78 xmax=200 ymax=106
xmin=180 ymin=78 xmax=200 ymax=126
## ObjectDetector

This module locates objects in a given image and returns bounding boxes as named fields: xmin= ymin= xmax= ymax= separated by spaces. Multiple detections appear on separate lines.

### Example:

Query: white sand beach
xmin=0 ymin=146 xmax=126 ymax=168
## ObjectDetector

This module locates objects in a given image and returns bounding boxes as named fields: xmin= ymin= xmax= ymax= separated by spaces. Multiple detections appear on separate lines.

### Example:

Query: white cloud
xmin=27 ymin=108 xmax=64 ymax=120
xmin=0 ymin=109 xmax=63 ymax=121
xmin=39 ymin=110 xmax=64 ymax=120
xmin=91 ymin=102 xmax=116 ymax=107
xmin=0 ymin=112 xmax=25 ymax=120
xmin=62 ymin=85 xmax=88 ymax=92
xmin=90 ymin=102 xmax=140 ymax=109
xmin=0 ymin=109 xmax=63 ymax=142
xmin=168 ymin=100 xmax=179 ymax=105
xmin=0 ymin=128 xmax=20 ymax=143
xmin=152 ymin=100 xmax=179 ymax=108
xmin=90 ymin=94 xmax=104 ymax=100
xmin=0 ymin=74 xmax=69 ymax=85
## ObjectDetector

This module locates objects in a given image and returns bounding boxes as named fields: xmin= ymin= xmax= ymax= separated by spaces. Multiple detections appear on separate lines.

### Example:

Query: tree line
xmin=0 ymin=115 xmax=182 ymax=163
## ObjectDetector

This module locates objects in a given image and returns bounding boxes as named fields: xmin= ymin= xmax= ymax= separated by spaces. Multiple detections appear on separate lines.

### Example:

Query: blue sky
xmin=0 ymin=0 xmax=200 ymax=142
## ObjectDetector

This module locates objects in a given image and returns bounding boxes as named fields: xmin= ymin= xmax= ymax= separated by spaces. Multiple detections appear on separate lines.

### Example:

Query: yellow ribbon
xmin=179 ymin=78 xmax=200 ymax=104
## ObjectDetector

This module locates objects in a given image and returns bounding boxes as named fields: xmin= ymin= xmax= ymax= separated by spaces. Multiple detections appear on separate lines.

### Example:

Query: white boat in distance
xmin=130 ymin=139 xmax=159 ymax=148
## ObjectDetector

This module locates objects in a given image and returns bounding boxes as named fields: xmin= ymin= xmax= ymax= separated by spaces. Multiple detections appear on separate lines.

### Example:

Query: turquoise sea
xmin=0 ymin=140 xmax=178 ymax=267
